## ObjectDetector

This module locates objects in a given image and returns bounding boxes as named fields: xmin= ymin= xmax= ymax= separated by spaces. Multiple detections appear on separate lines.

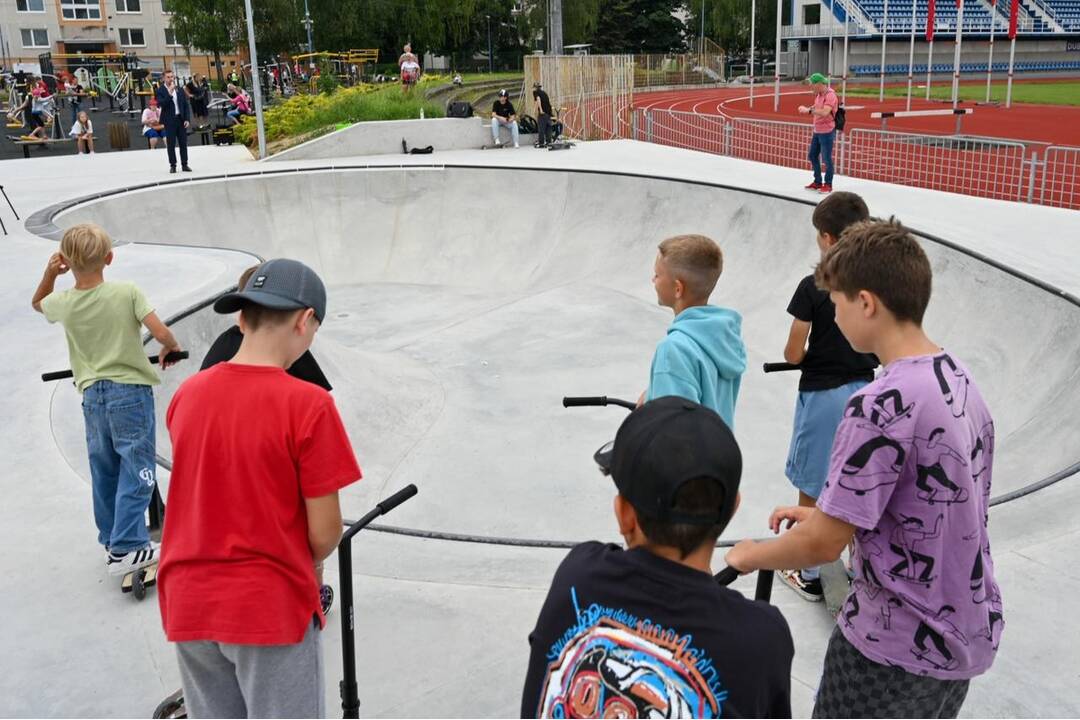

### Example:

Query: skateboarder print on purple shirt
xmin=817 ymin=352 xmax=1004 ymax=680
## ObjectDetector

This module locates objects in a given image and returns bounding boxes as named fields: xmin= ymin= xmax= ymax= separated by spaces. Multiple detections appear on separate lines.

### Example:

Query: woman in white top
xmin=69 ymin=110 xmax=94 ymax=154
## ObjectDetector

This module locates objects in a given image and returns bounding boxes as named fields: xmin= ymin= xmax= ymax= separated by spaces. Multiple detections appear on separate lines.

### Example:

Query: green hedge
xmin=233 ymin=80 xmax=446 ymax=147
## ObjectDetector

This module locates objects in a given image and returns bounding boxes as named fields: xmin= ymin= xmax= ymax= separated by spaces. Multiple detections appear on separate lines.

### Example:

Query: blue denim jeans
xmin=82 ymin=381 xmax=156 ymax=553
xmin=809 ymin=130 xmax=836 ymax=185
xmin=491 ymin=117 xmax=519 ymax=145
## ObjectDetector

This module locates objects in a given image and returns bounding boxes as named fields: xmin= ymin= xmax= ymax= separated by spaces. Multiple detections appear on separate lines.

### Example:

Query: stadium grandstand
xmin=783 ymin=0 xmax=1080 ymax=78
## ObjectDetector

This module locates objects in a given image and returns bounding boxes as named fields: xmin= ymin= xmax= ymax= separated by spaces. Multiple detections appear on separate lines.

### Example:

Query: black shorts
xmin=29 ymin=112 xmax=45 ymax=129
xmin=812 ymin=627 xmax=970 ymax=719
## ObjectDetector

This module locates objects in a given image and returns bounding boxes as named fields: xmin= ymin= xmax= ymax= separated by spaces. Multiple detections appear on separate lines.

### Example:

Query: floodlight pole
xmin=242 ymin=0 xmax=267 ymax=159
xmin=302 ymin=0 xmax=314 ymax=54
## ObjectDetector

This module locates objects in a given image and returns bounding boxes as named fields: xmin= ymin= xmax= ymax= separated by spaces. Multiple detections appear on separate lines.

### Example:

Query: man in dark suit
xmin=155 ymin=69 xmax=192 ymax=173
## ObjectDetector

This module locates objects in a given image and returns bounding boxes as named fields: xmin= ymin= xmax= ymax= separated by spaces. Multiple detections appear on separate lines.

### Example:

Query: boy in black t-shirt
xmin=521 ymin=398 xmax=793 ymax=719
xmin=778 ymin=191 xmax=877 ymax=602
xmin=491 ymin=89 xmax=520 ymax=147
xmin=532 ymin=82 xmax=553 ymax=147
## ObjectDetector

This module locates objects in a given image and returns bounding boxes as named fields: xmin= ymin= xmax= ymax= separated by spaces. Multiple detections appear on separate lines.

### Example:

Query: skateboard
xmin=481 ymin=143 xmax=513 ymax=150
xmin=121 ymin=562 xmax=158 ymax=601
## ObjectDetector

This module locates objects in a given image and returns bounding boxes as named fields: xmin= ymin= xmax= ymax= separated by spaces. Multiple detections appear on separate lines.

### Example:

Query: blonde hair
xmin=658 ymin=234 xmax=723 ymax=300
xmin=60 ymin=223 xmax=112 ymax=272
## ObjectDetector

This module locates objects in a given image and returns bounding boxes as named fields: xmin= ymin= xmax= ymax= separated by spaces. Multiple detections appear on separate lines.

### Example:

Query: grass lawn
xmin=848 ymin=81 xmax=1080 ymax=106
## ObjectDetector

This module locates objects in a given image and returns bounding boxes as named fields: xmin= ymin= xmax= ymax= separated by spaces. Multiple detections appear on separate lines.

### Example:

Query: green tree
xmin=592 ymin=0 xmax=687 ymax=53
xmin=167 ymin=0 xmax=244 ymax=85
xmin=689 ymin=0 xmax=784 ymax=55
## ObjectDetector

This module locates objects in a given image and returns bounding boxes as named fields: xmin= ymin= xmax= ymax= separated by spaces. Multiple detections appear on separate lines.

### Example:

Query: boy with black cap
xmin=491 ymin=89 xmax=520 ymax=147
xmin=521 ymin=397 xmax=793 ymax=719
xmin=158 ymin=259 xmax=362 ymax=718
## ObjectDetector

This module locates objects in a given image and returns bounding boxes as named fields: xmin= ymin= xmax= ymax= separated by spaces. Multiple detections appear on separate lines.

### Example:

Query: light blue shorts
xmin=784 ymin=380 xmax=868 ymax=498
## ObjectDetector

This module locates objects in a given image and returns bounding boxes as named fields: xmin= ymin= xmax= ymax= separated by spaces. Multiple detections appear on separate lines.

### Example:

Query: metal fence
xmin=627 ymin=108 xmax=1078 ymax=210
xmin=1042 ymin=146 xmax=1080 ymax=210
xmin=524 ymin=55 xmax=634 ymax=141
xmin=845 ymin=130 xmax=1029 ymax=202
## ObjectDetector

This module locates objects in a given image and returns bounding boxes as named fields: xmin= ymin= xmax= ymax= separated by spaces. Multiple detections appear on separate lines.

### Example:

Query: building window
xmin=116 ymin=0 xmax=141 ymax=12
xmin=164 ymin=28 xmax=182 ymax=46
xmin=16 ymin=0 xmax=47 ymax=12
xmin=118 ymin=28 xmax=146 ymax=46
xmin=60 ymin=0 xmax=102 ymax=20
xmin=20 ymin=28 xmax=49 ymax=47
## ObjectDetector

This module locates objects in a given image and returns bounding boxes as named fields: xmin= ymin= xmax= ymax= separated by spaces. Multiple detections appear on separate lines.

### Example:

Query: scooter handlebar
xmin=563 ymin=396 xmax=608 ymax=407
xmin=762 ymin=362 xmax=800 ymax=374
xmin=376 ymin=484 xmax=418 ymax=516
xmin=42 ymin=350 xmax=189 ymax=381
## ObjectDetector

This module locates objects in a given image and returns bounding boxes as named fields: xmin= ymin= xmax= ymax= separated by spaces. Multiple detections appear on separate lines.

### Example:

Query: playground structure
xmin=292 ymin=49 xmax=380 ymax=89
xmin=38 ymin=52 xmax=152 ymax=116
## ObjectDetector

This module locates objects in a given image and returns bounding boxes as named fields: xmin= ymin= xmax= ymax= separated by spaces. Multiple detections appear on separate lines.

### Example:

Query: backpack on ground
xmin=447 ymin=101 xmax=473 ymax=118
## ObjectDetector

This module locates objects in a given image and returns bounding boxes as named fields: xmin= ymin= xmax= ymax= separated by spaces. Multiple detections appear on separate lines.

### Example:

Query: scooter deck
xmin=121 ymin=563 xmax=158 ymax=593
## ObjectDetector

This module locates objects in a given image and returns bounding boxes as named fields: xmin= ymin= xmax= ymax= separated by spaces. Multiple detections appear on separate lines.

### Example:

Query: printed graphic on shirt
xmin=933 ymin=354 xmax=969 ymax=418
xmin=538 ymin=588 xmax=726 ymax=719
xmin=899 ymin=593 xmax=970 ymax=672
xmin=969 ymin=546 xmax=1004 ymax=649
xmin=885 ymin=513 xmax=943 ymax=587
xmin=912 ymin=429 xmax=970 ymax=506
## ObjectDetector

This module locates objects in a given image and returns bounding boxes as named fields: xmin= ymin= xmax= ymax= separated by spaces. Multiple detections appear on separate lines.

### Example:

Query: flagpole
xmin=842 ymin=0 xmax=850 ymax=103
xmin=750 ymin=0 xmax=757 ymax=108
xmin=926 ymin=0 xmax=936 ymax=99
xmin=879 ymin=0 xmax=889 ymax=101
xmin=986 ymin=0 xmax=996 ymax=102
xmin=774 ymin=0 xmax=782 ymax=111
xmin=952 ymin=0 xmax=964 ymax=110
xmin=1006 ymin=0 xmax=1017 ymax=107
xmin=906 ymin=0 xmax=917 ymax=110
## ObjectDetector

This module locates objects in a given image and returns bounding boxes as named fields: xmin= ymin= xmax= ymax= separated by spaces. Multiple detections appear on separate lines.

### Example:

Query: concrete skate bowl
xmin=45 ymin=165 xmax=1080 ymax=545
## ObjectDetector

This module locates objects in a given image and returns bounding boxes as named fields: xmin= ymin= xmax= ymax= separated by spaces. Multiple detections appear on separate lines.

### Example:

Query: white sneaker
xmin=514 ymin=143 xmax=520 ymax=148
xmin=106 ymin=544 xmax=159 ymax=576
xmin=494 ymin=138 xmax=502 ymax=146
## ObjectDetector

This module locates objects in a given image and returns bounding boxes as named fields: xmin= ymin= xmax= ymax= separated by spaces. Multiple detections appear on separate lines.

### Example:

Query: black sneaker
xmin=779 ymin=569 xmax=824 ymax=602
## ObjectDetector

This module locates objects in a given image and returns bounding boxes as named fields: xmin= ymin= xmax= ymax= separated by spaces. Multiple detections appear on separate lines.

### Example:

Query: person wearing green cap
xmin=798 ymin=73 xmax=839 ymax=194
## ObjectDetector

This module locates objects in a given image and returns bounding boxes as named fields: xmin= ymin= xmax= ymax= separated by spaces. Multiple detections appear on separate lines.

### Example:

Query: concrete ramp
xmin=51 ymin=165 xmax=1080 ymax=546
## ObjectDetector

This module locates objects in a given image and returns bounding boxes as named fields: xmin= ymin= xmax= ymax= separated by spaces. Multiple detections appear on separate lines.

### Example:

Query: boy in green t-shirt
xmin=32 ymin=223 xmax=182 ymax=577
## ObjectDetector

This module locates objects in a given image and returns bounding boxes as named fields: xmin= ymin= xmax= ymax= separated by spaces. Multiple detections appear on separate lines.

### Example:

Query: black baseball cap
xmin=498 ymin=89 xmax=508 ymax=97
xmin=610 ymin=397 xmax=741 ymax=526
xmin=213 ymin=258 xmax=327 ymax=323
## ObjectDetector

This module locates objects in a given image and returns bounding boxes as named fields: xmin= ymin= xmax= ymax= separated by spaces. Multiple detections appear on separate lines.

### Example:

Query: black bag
xmin=835 ymin=105 xmax=846 ymax=132
xmin=447 ymin=101 xmax=473 ymax=118
xmin=519 ymin=114 xmax=538 ymax=134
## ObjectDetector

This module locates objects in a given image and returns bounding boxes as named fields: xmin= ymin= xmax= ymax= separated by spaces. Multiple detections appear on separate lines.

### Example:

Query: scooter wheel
xmin=133 ymin=570 xmax=147 ymax=601
xmin=152 ymin=689 xmax=186 ymax=719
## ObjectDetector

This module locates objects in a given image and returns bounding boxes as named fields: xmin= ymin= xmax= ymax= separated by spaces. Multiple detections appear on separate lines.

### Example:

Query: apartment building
xmin=0 ymin=0 xmax=243 ymax=79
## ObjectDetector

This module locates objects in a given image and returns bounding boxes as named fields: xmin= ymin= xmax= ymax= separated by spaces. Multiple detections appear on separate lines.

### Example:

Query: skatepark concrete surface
xmin=2 ymin=139 xmax=1079 ymax=717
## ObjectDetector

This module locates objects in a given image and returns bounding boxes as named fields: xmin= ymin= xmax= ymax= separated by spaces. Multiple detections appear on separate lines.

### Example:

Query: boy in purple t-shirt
xmin=726 ymin=218 xmax=1002 ymax=717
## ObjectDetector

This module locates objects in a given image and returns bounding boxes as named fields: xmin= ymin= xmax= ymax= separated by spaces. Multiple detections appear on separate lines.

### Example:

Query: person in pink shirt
xmin=798 ymin=73 xmax=839 ymax=194
xmin=224 ymin=83 xmax=252 ymax=126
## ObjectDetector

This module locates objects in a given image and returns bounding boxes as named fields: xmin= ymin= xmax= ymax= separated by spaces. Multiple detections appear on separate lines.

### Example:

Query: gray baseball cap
xmin=213 ymin=258 xmax=326 ymax=323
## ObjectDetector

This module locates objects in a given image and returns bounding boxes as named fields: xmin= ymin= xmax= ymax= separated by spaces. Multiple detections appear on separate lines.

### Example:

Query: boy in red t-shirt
xmin=158 ymin=259 xmax=361 ymax=718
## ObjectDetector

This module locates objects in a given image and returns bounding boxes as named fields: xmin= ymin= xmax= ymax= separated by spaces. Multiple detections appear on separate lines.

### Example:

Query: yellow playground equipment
xmin=293 ymin=50 xmax=379 ymax=87
xmin=38 ymin=52 xmax=148 ymax=114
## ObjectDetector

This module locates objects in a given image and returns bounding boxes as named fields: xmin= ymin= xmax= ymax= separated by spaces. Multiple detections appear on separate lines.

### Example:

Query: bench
xmin=10 ymin=137 xmax=70 ymax=159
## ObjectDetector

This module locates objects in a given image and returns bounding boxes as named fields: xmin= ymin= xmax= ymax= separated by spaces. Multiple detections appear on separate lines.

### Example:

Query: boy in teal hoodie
xmin=644 ymin=234 xmax=747 ymax=428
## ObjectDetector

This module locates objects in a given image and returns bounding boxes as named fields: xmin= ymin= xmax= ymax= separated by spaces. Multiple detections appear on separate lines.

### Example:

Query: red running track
xmin=631 ymin=83 xmax=1079 ymax=208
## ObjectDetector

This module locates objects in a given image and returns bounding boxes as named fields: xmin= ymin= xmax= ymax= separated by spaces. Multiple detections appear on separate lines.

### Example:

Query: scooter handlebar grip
xmin=714 ymin=566 xmax=739 ymax=586
xmin=762 ymin=362 xmax=800 ymax=373
xmin=562 ymin=396 xmax=607 ymax=407
xmin=376 ymin=484 xmax=418 ymax=515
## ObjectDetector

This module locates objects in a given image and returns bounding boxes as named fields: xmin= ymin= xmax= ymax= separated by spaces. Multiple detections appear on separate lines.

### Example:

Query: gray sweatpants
xmin=176 ymin=619 xmax=324 ymax=718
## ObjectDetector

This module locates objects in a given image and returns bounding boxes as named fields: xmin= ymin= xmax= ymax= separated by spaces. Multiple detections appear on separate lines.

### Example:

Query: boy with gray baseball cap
xmin=159 ymin=258 xmax=361 ymax=718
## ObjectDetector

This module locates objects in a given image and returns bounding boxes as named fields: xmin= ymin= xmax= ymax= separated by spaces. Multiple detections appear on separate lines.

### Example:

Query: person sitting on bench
xmin=490 ymin=90 xmax=519 ymax=148
xmin=69 ymin=110 xmax=95 ymax=154
xmin=142 ymin=98 xmax=165 ymax=149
